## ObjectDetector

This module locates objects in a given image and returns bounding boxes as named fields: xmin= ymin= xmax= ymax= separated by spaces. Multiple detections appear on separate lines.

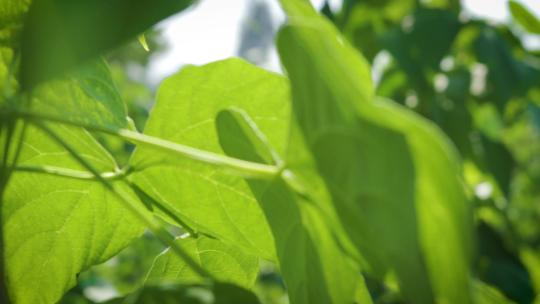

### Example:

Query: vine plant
xmin=0 ymin=0 xmax=517 ymax=303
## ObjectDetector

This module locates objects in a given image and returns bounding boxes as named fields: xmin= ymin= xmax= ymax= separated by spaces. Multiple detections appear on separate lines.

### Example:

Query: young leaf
xmin=130 ymin=59 xmax=289 ymax=261
xmin=2 ymin=124 xmax=147 ymax=304
xmin=216 ymin=108 xmax=372 ymax=304
xmin=20 ymin=0 xmax=195 ymax=88
xmin=146 ymin=235 xmax=259 ymax=288
xmin=277 ymin=0 xmax=473 ymax=303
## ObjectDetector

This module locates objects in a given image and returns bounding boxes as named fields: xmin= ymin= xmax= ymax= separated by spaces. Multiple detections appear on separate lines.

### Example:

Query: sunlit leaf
xmin=278 ymin=0 xmax=473 ymax=302
xmin=130 ymin=59 xmax=288 ymax=261
xmin=146 ymin=235 xmax=259 ymax=288
xmin=216 ymin=108 xmax=371 ymax=304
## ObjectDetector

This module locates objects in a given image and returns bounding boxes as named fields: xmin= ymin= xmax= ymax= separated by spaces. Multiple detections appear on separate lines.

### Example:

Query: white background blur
xmin=147 ymin=0 xmax=540 ymax=84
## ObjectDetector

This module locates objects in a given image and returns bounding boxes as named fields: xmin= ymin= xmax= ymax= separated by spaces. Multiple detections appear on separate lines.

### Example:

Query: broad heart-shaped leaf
xmin=146 ymin=235 xmax=259 ymax=288
xmin=130 ymin=59 xmax=289 ymax=261
xmin=509 ymin=0 xmax=540 ymax=35
xmin=216 ymin=109 xmax=372 ymax=304
xmin=277 ymin=0 xmax=473 ymax=303
xmin=21 ymin=0 xmax=194 ymax=89
xmin=2 ymin=124 xmax=147 ymax=304
xmin=1 ymin=60 xmax=143 ymax=303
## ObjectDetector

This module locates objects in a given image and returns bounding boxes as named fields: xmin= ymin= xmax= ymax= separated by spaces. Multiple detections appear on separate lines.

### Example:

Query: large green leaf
xmin=216 ymin=108 xmax=371 ymax=304
xmin=130 ymin=59 xmax=288 ymax=261
xmin=146 ymin=235 xmax=259 ymax=288
xmin=2 ymin=61 xmax=144 ymax=303
xmin=2 ymin=124 xmax=147 ymax=304
xmin=20 ymin=0 xmax=194 ymax=88
xmin=277 ymin=0 xmax=473 ymax=302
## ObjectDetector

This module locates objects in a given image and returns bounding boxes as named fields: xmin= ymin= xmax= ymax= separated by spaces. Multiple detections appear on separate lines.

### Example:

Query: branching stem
xmin=33 ymin=120 xmax=214 ymax=280
xmin=13 ymin=110 xmax=281 ymax=179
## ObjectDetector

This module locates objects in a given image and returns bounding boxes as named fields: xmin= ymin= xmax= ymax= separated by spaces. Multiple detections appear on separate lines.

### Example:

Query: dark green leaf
xmin=21 ymin=0 xmax=194 ymax=88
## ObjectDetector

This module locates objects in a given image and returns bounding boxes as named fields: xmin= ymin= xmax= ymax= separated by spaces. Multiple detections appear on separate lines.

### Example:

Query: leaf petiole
xmin=12 ymin=164 xmax=128 ymax=181
xmin=13 ymin=110 xmax=281 ymax=179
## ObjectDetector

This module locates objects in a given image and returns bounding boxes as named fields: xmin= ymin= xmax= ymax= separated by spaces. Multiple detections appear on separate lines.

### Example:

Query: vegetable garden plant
xmin=1 ymin=0 xmax=540 ymax=303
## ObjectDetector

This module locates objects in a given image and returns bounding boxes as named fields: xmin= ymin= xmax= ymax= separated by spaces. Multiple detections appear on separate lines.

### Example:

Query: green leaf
xmin=216 ymin=108 xmax=371 ymax=304
xmin=2 ymin=61 xmax=145 ymax=303
xmin=30 ymin=59 xmax=128 ymax=129
xmin=2 ymin=124 xmax=147 ymax=304
xmin=0 ymin=0 xmax=29 ymax=45
xmin=146 ymin=235 xmax=259 ymax=288
xmin=473 ymin=280 xmax=515 ymax=304
xmin=130 ymin=59 xmax=289 ymax=261
xmin=509 ymin=0 xmax=540 ymax=34
xmin=20 ymin=0 xmax=194 ymax=88
xmin=277 ymin=0 xmax=473 ymax=302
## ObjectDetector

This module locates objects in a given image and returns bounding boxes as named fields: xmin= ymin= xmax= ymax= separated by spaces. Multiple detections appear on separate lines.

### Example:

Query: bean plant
xmin=1 ymin=0 xmax=539 ymax=303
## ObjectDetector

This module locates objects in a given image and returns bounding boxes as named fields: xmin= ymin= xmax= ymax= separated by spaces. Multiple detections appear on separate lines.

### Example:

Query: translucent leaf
xmin=146 ymin=235 xmax=259 ymax=288
xmin=130 ymin=59 xmax=288 ymax=261
xmin=216 ymin=108 xmax=371 ymax=304
xmin=2 ymin=61 xmax=145 ymax=303
xmin=277 ymin=0 xmax=473 ymax=302
xmin=2 ymin=124 xmax=147 ymax=304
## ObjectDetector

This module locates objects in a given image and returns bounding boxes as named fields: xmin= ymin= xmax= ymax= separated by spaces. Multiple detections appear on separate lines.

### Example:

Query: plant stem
xmin=14 ymin=110 xmax=281 ymax=179
xmin=12 ymin=164 xmax=128 ymax=181
xmin=33 ymin=120 xmax=214 ymax=280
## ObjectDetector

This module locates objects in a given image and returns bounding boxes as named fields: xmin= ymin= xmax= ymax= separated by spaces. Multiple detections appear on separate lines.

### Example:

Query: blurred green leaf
xmin=146 ymin=236 xmax=259 ymax=288
xmin=278 ymin=0 xmax=472 ymax=302
xmin=20 ymin=0 xmax=194 ymax=88
xmin=473 ymin=280 xmax=515 ymax=304
xmin=509 ymin=0 xmax=540 ymax=35
xmin=216 ymin=108 xmax=371 ymax=304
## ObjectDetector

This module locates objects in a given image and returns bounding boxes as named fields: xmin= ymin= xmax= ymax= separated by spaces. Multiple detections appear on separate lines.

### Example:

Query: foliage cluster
xmin=0 ymin=0 xmax=539 ymax=303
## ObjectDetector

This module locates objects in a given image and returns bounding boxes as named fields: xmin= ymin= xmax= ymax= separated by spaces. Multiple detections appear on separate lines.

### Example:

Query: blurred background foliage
xmin=60 ymin=0 xmax=540 ymax=303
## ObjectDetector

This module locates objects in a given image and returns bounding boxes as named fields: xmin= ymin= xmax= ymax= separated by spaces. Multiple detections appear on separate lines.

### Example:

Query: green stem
xmin=15 ymin=110 xmax=280 ymax=179
xmin=12 ymin=165 xmax=128 ymax=181
xmin=33 ymin=120 xmax=214 ymax=280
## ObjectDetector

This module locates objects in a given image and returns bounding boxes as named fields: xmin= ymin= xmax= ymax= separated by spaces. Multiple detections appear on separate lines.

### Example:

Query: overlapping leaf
xmin=216 ymin=108 xmax=371 ymax=304
xmin=130 ymin=59 xmax=287 ymax=261
xmin=277 ymin=0 xmax=473 ymax=302
xmin=21 ymin=0 xmax=195 ymax=88
xmin=1 ymin=62 xmax=146 ymax=304
xmin=146 ymin=235 xmax=259 ymax=288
